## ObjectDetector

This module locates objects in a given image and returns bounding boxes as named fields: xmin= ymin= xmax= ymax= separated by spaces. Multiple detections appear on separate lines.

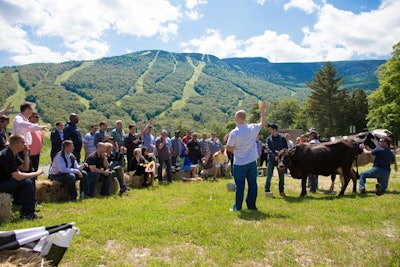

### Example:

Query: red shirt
xmin=30 ymin=130 xmax=43 ymax=156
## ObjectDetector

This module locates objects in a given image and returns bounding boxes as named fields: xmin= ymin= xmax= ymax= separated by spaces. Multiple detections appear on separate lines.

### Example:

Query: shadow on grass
xmin=282 ymin=193 xmax=358 ymax=202
xmin=238 ymin=210 xmax=288 ymax=221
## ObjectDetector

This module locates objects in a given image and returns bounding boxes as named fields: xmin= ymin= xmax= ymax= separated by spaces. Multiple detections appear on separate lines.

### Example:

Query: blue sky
xmin=0 ymin=0 xmax=399 ymax=67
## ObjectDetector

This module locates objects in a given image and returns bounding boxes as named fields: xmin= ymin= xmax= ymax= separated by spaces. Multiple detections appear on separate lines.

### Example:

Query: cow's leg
xmin=340 ymin=174 xmax=345 ymax=188
xmin=350 ymin=169 xmax=357 ymax=193
xmin=329 ymin=173 xmax=336 ymax=192
xmin=301 ymin=177 xmax=307 ymax=197
xmin=339 ymin=172 xmax=351 ymax=196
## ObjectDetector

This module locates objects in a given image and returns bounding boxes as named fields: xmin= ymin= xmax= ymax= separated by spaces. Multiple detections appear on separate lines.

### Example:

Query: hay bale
xmin=0 ymin=249 xmax=51 ymax=267
xmin=180 ymin=171 xmax=192 ymax=179
xmin=36 ymin=180 xmax=70 ymax=203
xmin=171 ymin=171 xmax=184 ymax=181
xmin=0 ymin=193 xmax=13 ymax=224
xmin=125 ymin=174 xmax=144 ymax=188
xmin=93 ymin=177 xmax=120 ymax=196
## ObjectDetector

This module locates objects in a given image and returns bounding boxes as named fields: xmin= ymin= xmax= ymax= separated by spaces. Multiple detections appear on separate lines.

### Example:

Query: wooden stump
xmin=0 ymin=193 xmax=13 ymax=224
xmin=36 ymin=180 xmax=70 ymax=203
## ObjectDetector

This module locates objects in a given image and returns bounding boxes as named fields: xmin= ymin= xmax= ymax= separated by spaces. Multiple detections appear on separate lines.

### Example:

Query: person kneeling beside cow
xmin=358 ymin=136 xmax=395 ymax=195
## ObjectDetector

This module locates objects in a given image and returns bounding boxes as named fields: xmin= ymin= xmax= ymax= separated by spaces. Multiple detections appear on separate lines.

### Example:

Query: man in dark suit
xmin=50 ymin=121 xmax=64 ymax=161
xmin=63 ymin=113 xmax=83 ymax=163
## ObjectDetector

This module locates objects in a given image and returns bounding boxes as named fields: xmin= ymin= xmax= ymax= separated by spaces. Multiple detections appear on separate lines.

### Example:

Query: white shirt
xmin=227 ymin=123 xmax=261 ymax=166
xmin=287 ymin=140 xmax=294 ymax=149
xmin=49 ymin=151 xmax=84 ymax=175
xmin=11 ymin=113 xmax=44 ymax=146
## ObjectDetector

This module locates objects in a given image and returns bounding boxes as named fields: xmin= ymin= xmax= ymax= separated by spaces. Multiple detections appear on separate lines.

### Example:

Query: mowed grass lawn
xmin=2 ymin=165 xmax=400 ymax=266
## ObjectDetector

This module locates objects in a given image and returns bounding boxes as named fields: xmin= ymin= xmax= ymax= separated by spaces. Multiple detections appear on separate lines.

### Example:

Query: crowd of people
xmin=0 ymin=102 xmax=396 ymax=219
xmin=0 ymin=102 xmax=235 ymax=219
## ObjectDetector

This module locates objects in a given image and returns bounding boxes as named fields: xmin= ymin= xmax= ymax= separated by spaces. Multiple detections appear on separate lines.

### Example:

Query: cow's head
xmin=277 ymin=148 xmax=291 ymax=173
xmin=350 ymin=131 xmax=379 ymax=150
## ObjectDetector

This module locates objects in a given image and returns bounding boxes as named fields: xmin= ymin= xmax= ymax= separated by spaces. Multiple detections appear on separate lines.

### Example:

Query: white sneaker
xmin=265 ymin=192 xmax=273 ymax=198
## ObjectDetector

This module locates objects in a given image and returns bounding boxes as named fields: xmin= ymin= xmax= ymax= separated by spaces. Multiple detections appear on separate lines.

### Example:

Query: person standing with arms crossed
xmin=226 ymin=100 xmax=266 ymax=211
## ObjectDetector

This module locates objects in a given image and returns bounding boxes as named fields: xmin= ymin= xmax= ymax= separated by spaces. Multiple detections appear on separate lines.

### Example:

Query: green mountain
xmin=0 ymin=50 xmax=384 ymax=132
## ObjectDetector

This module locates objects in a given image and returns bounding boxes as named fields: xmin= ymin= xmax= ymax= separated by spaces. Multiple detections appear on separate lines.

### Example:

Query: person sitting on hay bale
xmin=49 ymin=140 xmax=89 ymax=202
xmin=213 ymin=145 xmax=231 ymax=178
xmin=128 ymin=147 xmax=155 ymax=187
xmin=0 ymin=134 xmax=44 ymax=220
xmin=200 ymin=151 xmax=216 ymax=181
xmin=105 ymin=141 xmax=129 ymax=194
xmin=85 ymin=142 xmax=113 ymax=197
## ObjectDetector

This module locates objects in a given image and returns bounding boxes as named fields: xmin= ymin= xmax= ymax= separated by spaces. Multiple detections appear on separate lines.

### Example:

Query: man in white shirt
xmin=49 ymin=140 xmax=89 ymax=201
xmin=11 ymin=102 xmax=48 ymax=147
xmin=12 ymin=102 xmax=48 ymax=203
xmin=226 ymin=101 xmax=266 ymax=211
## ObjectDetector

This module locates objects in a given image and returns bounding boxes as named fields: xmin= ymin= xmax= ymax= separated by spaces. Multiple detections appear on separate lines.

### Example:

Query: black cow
xmin=277 ymin=139 xmax=360 ymax=196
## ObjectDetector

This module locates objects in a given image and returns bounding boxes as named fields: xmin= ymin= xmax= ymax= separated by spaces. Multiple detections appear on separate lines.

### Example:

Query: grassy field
xmin=1 ymin=165 xmax=399 ymax=266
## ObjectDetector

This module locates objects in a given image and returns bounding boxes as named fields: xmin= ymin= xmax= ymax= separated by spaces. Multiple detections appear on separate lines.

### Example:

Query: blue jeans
xmin=50 ymin=170 xmax=89 ymax=200
xmin=0 ymin=178 xmax=35 ymax=215
xmin=88 ymin=172 xmax=112 ymax=196
xmin=264 ymin=160 xmax=285 ymax=193
xmin=233 ymin=161 xmax=258 ymax=210
xmin=308 ymin=174 xmax=318 ymax=192
xmin=359 ymin=166 xmax=390 ymax=193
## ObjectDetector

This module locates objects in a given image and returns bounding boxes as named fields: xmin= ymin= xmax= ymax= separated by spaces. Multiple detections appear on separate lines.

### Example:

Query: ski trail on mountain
xmin=170 ymin=52 xmax=177 ymax=73
xmin=7 ymin=72 xmax=27 ymax=109
xmin=135 ymin=51 xmax=159 ymax=94
xmin=159 ymin=56 xmax=205 ymax=118
xmin=54 ymin=61 xmax=94 ymax=109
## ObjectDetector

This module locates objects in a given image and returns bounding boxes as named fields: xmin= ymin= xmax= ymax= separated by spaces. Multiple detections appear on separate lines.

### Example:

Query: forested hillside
xmin=0 ymin=50 xmax=384 ymax=132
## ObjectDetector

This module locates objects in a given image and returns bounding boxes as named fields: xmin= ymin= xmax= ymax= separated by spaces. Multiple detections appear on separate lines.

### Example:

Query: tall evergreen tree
xmin=347 ymin=89 xmax=368 ymax=133
xmin=367 ymin=42 xmax=400 ymax=139
xmin=306 ymin=62 xmax=346 ymax=137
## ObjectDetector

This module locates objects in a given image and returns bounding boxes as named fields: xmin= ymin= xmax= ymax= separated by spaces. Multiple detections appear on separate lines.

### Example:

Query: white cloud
xmin=111 ymin=0 xmax=181 ymax=37
xmin=284 ymin=0 xmax=320 ymax=14
xmin=182 ymin=0 xmax=400 ymax=62
xmin=256 ymin=0 xmax=266 ymax=6
xmin=63 ymin=39 xmax=109 ymax=61
xmin=181 ymin=29 xmax=321 ymax=62
xmin=185 ymin=0 xmax=207 ymax=9
xmin=0 ymin=0 xmax=399 ymax=65
xmin=302 ymin=0 xmax=400 ymax=60
xmin=159 ymin=23 xmax=179 ymax=42
xmin=0 ymin=0 xmax=182 ymax=65
xmin=180 ymin=29 xmax=242 ymax=58
xmin=185 ymin=10 xmax=203 ymax=21
xmin=11 ymin=46 xmax=63 ymax=65
xmin=241 ymin=31 xmax=322 ymax=62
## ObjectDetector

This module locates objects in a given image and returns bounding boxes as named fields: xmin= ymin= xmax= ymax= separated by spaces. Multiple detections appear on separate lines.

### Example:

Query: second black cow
xmin=277 ymin=139 xmax=360 ymax=196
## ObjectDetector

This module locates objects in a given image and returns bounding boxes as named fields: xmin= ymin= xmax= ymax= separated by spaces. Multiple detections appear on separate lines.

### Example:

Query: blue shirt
xmin=372 ymin=147 xmax=394 ymax=171
xmin=143 ymin=133 xmax=155 ymax=153
xmin=227 ymin=123 xmax=261 ymax=166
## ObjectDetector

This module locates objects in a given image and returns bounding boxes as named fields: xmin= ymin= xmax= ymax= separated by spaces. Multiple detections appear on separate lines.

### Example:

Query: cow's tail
xmin=354 ymin=153 xmax=360 ymax=179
